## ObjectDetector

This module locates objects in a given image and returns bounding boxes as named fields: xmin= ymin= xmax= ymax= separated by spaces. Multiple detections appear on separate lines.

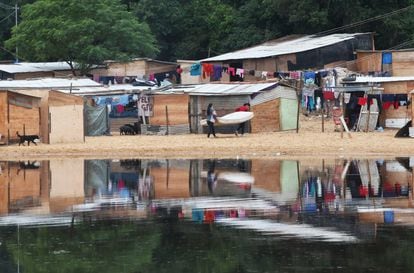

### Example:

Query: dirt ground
xmin=1 ymin=115 xmax=413 ymax=160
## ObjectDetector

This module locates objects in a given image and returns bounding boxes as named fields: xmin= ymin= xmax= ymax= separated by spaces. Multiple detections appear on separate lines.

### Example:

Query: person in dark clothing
xmin=206 ymin=103 xmax=217 ymax=138
xmin=234 ymin=103 xmax=250 ymax=136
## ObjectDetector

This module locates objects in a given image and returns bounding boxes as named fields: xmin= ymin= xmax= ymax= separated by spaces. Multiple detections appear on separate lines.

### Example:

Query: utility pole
xmin=14 ymin=1 xmax=18 ymax=63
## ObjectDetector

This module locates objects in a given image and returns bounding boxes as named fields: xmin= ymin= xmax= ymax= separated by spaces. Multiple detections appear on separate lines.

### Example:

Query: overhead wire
xmin=315 ymin=5 xmax=414 ymax=36
xmin=0 ymin=10 xmax=14 ymax=24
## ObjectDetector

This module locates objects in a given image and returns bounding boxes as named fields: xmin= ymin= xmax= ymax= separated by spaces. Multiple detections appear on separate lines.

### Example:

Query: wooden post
xmin=165 ymin=105 xmax=169 ymax=135
xmin=322 ymin=108 xmax=325 ymax=133
xmin=365 ymin=92 xmax=370 ymax=132
xmin=296 ymin=93 xmax=300 ymax=133
xmin=341 ymin=93 xmax=344 ymax=139
xmin=340 ymin=116 xmax=352 ymax=138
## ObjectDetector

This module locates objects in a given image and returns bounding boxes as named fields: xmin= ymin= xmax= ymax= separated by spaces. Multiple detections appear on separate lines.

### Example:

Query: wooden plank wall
xmin=9 ymin=103 xmax=40 ymax=141
xmin=391 ymin=52 xmax=414 ymax=76
xmin=380 ymin=82 xmax=412 ymax=123
xmin=250 ymin=99 xmax=280 ymax=133
xmin=356 ymin=52 xmax=382 ymax=73
xmin=151 ymin=94 xmax=189 ymax=126
xmin=0 ymin=93 xmax=7 ymax=139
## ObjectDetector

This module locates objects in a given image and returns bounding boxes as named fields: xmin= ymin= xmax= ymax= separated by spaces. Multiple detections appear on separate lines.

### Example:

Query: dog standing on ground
xmin=16 ymin=131 xmax=40 ymax=146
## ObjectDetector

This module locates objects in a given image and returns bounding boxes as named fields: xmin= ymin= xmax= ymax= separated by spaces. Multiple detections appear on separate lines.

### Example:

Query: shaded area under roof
xmin=202 ymin=33 xmax=371 ymax=62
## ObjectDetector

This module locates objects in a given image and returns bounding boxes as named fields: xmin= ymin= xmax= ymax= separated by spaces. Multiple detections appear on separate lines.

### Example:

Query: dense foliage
xmin=1 ymin=0 xmax=414 ymax=65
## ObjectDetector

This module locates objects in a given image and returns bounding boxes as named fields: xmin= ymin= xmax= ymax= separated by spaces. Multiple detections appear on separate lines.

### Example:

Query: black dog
xmin=16 ymin=131 xmax=40 ymax=146
xmin=119 ymin=125 xmax=135 ymax=135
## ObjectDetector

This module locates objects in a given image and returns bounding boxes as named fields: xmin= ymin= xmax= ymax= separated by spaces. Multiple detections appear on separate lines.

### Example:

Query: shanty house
xmin=356 ymin=49 xmax=414 ymax=77
xmin=143 ymin=82 xmax=298 ymax=135
xmin=0 ymin=78 xmax=101 ymax=143
xmin=0 ymin=62 xmax=76 ymax=80
xmin=198 ymin=33 xmax=374 ymax=83
xmin=90 ymin=58 xmax=179 ymax=84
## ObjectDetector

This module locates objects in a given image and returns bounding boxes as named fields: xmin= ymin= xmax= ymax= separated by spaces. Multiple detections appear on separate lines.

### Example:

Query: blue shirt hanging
xmin=382 ymin=52 xmax=392 ymax=64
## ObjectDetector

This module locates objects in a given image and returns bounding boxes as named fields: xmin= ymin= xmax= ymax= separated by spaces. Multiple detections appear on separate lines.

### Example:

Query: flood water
xmin=0 ymin=157 xmax=413 ymax=272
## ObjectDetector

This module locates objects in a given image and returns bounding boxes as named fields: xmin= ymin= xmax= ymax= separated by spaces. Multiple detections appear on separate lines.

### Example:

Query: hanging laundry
xmin=304 ymin=71 xmax=316 ymax=84
xmin=202 ymin=63 xmax=214 ymax=78
xmin=190 ymin=62 xmax=201 ymax=76
xmin=236 ymin=68 xmax=244 ymax=78
xmin=344 ymin=93 xmax=351 ymax=104
xmin=228 ymin=67 xmax=235 ymax=76
xmin=212 ymin=65 xmax=222 ymax=81
xmin=382 ymin=52 xmax=392 ymax=64
xmin=358 ymin=97 xmax=367 ymax=106
xmin=254 ymin=70 xmax=261 ymax=77
xmin=261 ymin=71 xmax=268 ymax=79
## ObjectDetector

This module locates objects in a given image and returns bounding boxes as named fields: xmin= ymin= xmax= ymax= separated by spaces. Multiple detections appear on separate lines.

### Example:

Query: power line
xmin=0 ymin=10 xmax=13 ymax=24
xmin=315 ymin=6 xmax=413 ymax=36
xmin=0 ymin=2 xmax=14 ymax=10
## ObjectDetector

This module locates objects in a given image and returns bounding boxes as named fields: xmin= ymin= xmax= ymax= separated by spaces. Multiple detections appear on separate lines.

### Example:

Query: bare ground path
xmin=1 ymin=116 xmax=412 ymax=160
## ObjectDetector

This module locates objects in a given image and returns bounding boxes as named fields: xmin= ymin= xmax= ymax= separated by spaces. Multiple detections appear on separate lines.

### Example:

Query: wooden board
xmin=357 ymin=98 xmax=379 ymax=132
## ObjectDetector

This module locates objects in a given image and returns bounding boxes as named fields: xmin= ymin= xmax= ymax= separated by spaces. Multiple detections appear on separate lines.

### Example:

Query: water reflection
xmin=0 ymin=157 xmax=413 ymax=272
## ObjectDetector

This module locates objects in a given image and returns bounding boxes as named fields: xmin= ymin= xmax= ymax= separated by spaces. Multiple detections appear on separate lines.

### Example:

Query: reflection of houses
xmin=151 ymin=160 xmax=191 ymax=199
xmin=48 ymin=159 xmax=85 ymax=213
xmin=251 ymin=159 xmax=299 ymax=205
xmin=0 ymin=159 xmax=85 ymax=215
xmin=0 ymin=161 xmax=44 ymax=214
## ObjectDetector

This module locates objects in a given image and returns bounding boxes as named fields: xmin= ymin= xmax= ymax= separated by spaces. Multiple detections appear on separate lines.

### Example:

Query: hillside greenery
xmin=1 ymin=0 xmax=414 ymax=66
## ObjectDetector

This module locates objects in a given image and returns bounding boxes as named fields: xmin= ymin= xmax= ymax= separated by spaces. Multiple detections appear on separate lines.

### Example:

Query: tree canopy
xmin=1 ymin=0 xmax=414 ymax=65
xmin=4 ymin=0 xmax=159 ymax=75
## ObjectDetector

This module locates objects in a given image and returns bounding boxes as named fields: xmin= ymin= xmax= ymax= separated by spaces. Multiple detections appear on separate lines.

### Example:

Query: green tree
xmin=5 ymin=0 xmax=159 ymax=75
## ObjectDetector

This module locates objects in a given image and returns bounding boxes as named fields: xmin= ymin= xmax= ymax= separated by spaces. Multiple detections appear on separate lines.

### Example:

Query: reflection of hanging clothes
xmin=192 ymin=208 xmax=204 ymax=223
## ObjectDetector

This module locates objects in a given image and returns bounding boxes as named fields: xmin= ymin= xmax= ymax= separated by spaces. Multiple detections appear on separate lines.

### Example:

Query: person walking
xmin=234 ymin=103 xmax=250 ymax=136
xmin=206 ymin=103 xmax=218 ymax=138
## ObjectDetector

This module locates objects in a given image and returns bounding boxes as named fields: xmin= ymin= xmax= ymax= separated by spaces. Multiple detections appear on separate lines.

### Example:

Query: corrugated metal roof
xmin=202 ymin=33 xmax=369 ymax=62
xmin=250 ymin=85 xmax=297 ymax=106
xmin=0 ymin=62 xmax=73 ymax=73
xmin=174 ymin=82 xmax=279 ymax=96
xmin=57 ymin=84 xmax=159 ymax=96
xmin=0 ymin=78 xmax=101 ymax=89
xmin=343 ymin=76 xmax=414 ymax=84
